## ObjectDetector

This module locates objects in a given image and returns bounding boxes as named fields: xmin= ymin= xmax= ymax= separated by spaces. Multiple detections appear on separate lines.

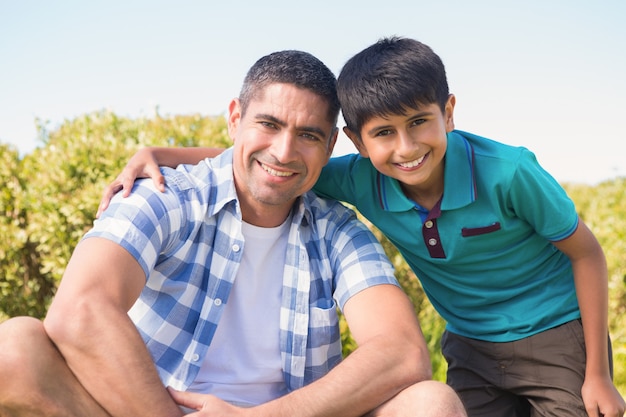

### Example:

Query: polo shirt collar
xmin=441 ymin=130 xmax=477 ymax=210
xmin=377 ymin=130 xmax=476 ymax=212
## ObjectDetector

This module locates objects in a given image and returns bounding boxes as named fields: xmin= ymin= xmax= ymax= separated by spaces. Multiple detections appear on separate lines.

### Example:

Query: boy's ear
xmin=445 ymin=94 xmax=456 ymax=132
xmin=343 ymin=127 xmax=369 ymax=158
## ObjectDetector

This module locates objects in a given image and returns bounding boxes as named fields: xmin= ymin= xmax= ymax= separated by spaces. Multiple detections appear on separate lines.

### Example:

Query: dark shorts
xmin=442 ymin=319 xmax=614 ymax=417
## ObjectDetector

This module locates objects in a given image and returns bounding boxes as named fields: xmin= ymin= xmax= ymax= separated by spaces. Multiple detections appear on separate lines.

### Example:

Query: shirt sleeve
xmin=84 ymin=177 xmax=186 ymax=279
xmin=507 ymin=148 xmax=579 ymax=241
xmin=321 ymin=204 xmax=399 ymax=310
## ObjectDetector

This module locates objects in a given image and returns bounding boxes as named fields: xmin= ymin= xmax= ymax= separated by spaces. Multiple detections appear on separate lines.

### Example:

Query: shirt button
xmin=428 ymin=238 xmax=438 ymax=246
xmin=214 ymin=298 xmax=222 ymax=306
xmin=232 ymin=244 xmax=240 ymax=252
xmin=424 ymin=220 xmax=433 ymax=228
xmin=191 ymin=353 xmax=200 ymax=362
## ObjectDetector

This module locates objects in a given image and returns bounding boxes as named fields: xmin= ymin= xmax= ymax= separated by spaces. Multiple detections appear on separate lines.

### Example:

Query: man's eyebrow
xmin=256 ymin=113 xmax=286 ymax=127
xmin=256 ymin=113 xmax=328 ymax=138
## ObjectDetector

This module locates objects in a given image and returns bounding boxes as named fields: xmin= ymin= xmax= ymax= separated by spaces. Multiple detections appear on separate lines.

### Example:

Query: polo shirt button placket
xmin=422 ymin=218 xmax=446 ymax=259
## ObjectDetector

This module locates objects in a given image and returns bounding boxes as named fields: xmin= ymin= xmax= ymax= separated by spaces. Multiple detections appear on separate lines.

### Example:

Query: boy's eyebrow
xmin=255 ymin=113 xmax=328 ymax=138
xmin=365 ymin=110 xmax=434 ymax=136
xmin=366 ymin=122 xmax=392 ymax=137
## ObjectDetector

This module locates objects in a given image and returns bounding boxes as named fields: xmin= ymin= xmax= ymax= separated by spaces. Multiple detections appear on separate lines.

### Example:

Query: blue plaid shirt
xmin=85 ymin=148 xmax=398 ymax=392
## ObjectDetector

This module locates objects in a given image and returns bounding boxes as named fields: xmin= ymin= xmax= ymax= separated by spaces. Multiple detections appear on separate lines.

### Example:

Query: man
xmin=0 ymin=50 xmax=466 ymax=416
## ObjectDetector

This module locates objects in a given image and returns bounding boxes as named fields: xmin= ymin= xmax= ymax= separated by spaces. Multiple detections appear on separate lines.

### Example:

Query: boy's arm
xmin=44 ymin=238 xmax=184 ymax=417
xmin=551 ymin=219 xmax=626 ymax=416
xmin=97 ymin=149 xmax=361 ymax=218
xmin=97 ymin=146 xmax=221 ymax=217
xmin=312 ymin=154 xmax=361 ymax=203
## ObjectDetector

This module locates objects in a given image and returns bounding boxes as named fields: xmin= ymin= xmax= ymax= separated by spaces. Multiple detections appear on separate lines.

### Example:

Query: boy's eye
xmin=375 ymin=129 xmax=393 ymax=137
xmin=410 ymin=118 xmax=426 ymax=126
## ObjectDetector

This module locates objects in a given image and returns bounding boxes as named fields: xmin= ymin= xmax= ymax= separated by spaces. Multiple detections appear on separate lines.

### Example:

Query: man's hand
xmin=169 ymin=388 xmax=247 ymax=416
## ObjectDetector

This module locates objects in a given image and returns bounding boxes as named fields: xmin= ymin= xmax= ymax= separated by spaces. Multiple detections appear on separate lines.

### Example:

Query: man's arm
xmin=245 ymin=284 xmax=430 ymax=417
xmin=44 ymin=237 xmax=184 ymax=417
xmin=552 ymin=219 xmax=626 ymax=417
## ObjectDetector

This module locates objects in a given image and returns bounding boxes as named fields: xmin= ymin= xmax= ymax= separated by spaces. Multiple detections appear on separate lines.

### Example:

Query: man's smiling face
xmin=228 ymin=82 xmax=337 ymax=227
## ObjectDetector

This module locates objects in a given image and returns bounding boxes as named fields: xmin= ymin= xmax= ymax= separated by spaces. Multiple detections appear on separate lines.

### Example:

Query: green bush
xmin=0 ymin=111 xmax=229 ymax=317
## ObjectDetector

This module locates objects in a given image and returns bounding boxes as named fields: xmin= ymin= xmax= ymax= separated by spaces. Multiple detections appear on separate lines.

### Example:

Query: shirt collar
xmin=207 ymin=148 xmax=313 ymax=227
xmin=201 ymin=147 xmax=240 ymax=218
xmin=441 ymin=130 xmax=477 ymax=210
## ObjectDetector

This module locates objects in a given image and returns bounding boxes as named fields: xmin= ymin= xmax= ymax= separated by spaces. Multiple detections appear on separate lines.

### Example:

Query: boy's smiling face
xmin=344 ymin=95 xmax=456 ymax=206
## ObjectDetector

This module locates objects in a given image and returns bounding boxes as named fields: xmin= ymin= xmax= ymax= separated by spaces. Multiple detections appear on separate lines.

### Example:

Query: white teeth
xmin=398 ymin=155 xmax=425 ymax=168
xmin=261 ymin=163 xmax=294 ymax=177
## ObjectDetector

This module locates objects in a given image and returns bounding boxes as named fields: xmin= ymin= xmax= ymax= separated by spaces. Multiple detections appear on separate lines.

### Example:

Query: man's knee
xmin=0 ymin=317 xmax=67 ymax=414
xmin=0 ymin=317 xmax=111 ymax=417
xmin=411 ymin=381 xmax=467 ymax=416
xmin=375 ymin=380 xmax=467 ymax=417
xmin=0 ymin=317 xmax=47 ymax=365
xmin=0 ymin=316 xmax=47 ymax=374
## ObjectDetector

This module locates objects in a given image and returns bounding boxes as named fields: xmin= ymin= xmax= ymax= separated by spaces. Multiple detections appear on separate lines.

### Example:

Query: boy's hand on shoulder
xmin=96 ymin=147 xmax=165 ymax=218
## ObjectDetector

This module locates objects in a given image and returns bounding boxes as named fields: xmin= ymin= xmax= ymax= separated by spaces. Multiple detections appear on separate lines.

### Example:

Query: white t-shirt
xmin=188 ymin=217 xmax=290 ymax=406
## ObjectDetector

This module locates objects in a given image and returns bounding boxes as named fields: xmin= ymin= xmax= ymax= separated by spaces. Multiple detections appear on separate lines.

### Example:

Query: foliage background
xmin=1 ymin=112 xmax=624 ymax=396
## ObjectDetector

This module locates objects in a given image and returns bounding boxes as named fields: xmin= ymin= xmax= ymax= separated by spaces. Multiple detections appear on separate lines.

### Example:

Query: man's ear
xmin=227 ymin=98 xmax=242 ymax=140
xmin=444 ymin=94 xmax=456 ymax=132
xmin=343 ymin=127 xmax=369 ymax=158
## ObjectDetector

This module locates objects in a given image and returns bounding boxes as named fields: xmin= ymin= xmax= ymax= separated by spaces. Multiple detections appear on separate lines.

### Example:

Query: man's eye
xmin=301 ymin=133 xmax=320 ymax=141
xmin=260 ymin=121 xmax=277 ymax=129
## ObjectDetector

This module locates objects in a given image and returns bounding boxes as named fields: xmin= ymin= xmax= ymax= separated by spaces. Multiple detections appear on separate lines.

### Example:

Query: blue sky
xmin=1 ymin=0 xmax=625 ymax=184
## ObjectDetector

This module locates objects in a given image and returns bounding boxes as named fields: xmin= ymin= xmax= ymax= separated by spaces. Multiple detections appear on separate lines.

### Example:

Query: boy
xmin=99 ymin=37 xmax=625 ymax=416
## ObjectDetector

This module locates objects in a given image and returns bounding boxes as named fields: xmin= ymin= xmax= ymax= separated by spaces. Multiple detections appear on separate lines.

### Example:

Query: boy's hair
xmin=239 ymin=50 xmax=340 ymax=126
xmin=338 ymin=36 xmax=449 ymax=138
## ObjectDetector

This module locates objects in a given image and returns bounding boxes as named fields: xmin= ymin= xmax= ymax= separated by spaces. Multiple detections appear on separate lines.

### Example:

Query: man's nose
xmin=271 ymin=132 xmax=298 ymax=163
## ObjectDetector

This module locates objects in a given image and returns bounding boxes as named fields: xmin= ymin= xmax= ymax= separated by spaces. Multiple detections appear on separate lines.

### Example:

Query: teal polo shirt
xmin=315 ymin=130 xmax=581 ymax=342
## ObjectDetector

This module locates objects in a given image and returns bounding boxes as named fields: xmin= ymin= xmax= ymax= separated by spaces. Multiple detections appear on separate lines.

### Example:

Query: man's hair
xmin=239 ymin=50 xmax=340 ymax=125
xmin=338 ymin=36 xmax=449 ymax=138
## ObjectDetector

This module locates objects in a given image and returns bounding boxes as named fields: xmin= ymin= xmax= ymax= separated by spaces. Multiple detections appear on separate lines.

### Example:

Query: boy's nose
xmin=397 ymin=130 xmax=418 ymax=154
